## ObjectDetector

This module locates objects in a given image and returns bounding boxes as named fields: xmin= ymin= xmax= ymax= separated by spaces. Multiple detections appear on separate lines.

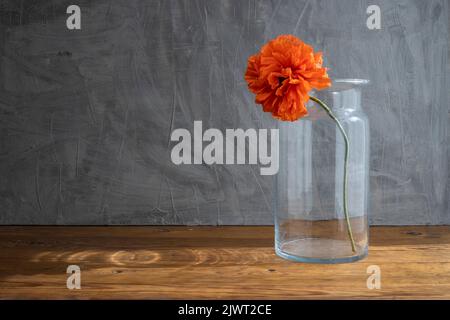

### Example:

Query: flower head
xmin=245 ymin=34 xmax=331 ymax=121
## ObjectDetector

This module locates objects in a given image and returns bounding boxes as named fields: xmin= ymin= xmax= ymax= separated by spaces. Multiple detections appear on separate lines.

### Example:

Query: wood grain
xmin=0 ymin=226 xmax=449 ymax=299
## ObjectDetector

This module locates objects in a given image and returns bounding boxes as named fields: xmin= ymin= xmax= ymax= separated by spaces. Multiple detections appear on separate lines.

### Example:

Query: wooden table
xmin=0 ymin=226 xmax=449 ymax=299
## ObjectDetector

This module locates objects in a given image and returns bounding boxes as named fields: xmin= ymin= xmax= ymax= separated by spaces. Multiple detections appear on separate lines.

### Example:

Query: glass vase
xmin=274 ymin=79 xmax=370 ymax=263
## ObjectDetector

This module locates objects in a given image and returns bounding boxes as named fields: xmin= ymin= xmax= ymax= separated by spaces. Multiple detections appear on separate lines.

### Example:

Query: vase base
xmin=275 ymin=238 xmax=368 ymax=264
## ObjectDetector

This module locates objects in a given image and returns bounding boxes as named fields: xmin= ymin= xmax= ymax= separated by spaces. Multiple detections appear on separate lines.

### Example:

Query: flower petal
xmin=244 ymin=34 xmax=331 ymax=121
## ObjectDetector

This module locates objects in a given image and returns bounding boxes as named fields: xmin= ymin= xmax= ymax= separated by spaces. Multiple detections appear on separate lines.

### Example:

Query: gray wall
xmin=0 ymin=0 xmax=448 ymax=225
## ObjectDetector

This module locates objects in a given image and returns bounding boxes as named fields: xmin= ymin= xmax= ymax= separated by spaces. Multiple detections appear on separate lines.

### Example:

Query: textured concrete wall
xmin=0 ymin=0 xmax=448 ymax=225
xmin=447 ymin=0 xmax=450 ymax=228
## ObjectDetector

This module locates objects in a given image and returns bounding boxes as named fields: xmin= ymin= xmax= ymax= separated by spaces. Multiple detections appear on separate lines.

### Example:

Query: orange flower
xmin=245 ymin=35 xmax=331 ymax=121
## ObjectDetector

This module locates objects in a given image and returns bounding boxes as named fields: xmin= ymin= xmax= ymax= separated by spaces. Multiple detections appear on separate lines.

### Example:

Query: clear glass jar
xmin=274 ymin=79 xmax=370 ymax=263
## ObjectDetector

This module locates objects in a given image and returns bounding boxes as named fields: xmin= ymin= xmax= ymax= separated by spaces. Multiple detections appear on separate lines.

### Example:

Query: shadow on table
xmin=369 ymin=226 xmax=450 ymax=246
xmin=0 ymin=226 xmax=449 ymax=283
xmin=0 ymin=225 xmax=274 ymax=282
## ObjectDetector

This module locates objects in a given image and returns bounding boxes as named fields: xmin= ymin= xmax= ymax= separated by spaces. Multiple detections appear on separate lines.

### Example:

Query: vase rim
xmin=333 ymin=78 xmax=370 ymax=85
xmin=321 ymin=78 xmax=370 ymax=94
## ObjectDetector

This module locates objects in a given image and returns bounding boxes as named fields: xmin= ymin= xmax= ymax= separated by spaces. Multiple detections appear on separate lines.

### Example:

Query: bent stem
xmin=310 ymin=96 xmax=357 ymax=253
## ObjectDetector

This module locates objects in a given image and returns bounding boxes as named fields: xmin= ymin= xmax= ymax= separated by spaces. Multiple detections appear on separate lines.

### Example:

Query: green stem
xmin=310 ymin=96 xmax=357 ymax=253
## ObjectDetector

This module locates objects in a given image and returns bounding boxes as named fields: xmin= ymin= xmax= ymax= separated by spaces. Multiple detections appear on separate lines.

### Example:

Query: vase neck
xmin=320 ymin=78 xmax=369 ymax=111
xmin=331 ymin=87 xmax=361 ymax=111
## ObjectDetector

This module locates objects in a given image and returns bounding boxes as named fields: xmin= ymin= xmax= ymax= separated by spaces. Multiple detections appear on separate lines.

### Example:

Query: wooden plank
xmin=0 ymin=226 xmax=449 ymax=299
